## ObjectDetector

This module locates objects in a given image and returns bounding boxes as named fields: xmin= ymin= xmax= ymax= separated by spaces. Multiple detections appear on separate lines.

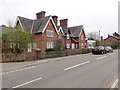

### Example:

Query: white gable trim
xmin=14 ymin=17 xmax=24 ymax=31
xmin=58 ymin=26 xmax=64 ymax=34
xmin=31 ymin=20 xmax=34 ymax=33
xmin=79 ymin=27 xmax=85 ymax=37
xmin=14 ymin=17 xmax=18 ymax=28
xmin=42 ymin=16 xmax=59 ymax=34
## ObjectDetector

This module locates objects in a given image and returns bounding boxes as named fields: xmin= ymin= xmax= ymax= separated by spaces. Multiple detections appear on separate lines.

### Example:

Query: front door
xmin=72 ymin=43 xmax=75 ymax=49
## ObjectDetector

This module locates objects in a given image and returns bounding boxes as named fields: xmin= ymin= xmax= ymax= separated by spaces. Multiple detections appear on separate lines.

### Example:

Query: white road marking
xmin=11 ymin=77 xmax=42 ymax=89
xmin=96 ymin=56 xmax=107 ymax=60
xmin=109 ymin=53 xmax=113 ymax=55
xmin=64 ymin=61 xmax=90 ymax=71
xmin=111 ymin=79 xmax=118 ymax=88
xmin=1 ymin=66 xmax=35 ymax=75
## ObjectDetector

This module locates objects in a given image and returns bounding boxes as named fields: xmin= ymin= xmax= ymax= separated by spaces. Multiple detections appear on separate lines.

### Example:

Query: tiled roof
xmin=68 ymin=25 xmax=83 ymax=37
xmin=18 ymin=16 xmax=50 ymax=33
xmin=104 ymin=35 xmax=120 ymax=40
xmin=18 ymin=16 xmax=33 ymax=32
xmin=61 ymin=26 xmax=68 ymax=34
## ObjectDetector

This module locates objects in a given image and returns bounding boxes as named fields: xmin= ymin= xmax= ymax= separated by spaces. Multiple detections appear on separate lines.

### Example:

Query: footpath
xmin=1 ymin=54 xmax=87 ymax=73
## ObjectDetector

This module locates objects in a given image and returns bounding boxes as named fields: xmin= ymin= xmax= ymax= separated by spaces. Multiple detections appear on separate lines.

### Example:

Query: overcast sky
xmin=0 ymin=0 xmax=119 ymax=38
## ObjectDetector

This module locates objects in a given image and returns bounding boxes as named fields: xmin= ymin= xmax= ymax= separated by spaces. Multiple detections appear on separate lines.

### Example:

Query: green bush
xmin=46 ymin=49 xmax=55 ymax=52
xmin=81 ymin=48 xmax=92 ymax=54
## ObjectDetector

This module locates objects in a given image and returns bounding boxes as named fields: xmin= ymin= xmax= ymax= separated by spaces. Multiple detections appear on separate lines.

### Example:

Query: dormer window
xmin=46 ymin=30 xmax=54 ymax=37
xmin=67 ymin=34 xmax=70 ymax=39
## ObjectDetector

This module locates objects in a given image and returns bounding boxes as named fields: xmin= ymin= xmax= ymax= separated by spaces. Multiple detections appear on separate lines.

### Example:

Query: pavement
xmin=2 ymin=54 xmax=91 ymax=73
xmin=1 ymin=50 xmax=119 ymax=89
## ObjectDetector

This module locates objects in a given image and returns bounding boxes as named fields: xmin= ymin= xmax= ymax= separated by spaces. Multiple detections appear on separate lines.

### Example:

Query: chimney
xmin=60 ymin=19 xmax=68 ymax=29
xmin=108 ymin=34 xmax=110 ymax=37
xmin=52 ymin=16 xmax=58 ymax=26
xmin=101 ymin=36 xmax=103 ymax=41
xmin=36 ymin=11 xmax=46 ymax=19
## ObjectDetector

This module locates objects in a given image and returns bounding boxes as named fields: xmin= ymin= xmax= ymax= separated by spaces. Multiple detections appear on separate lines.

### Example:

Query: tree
xmin=2 ymin=28 xmax=34 ymax=53
xmin=54 ymin=39 xmax=62 ymax=51
xmin=87 ymin=31 xmax=100 ymax=40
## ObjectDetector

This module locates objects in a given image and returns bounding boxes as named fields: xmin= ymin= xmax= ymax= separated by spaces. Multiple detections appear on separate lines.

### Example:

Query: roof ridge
xmin=17 ymin=16 xmax=33 ymax=21
xmin=68 ymin=25 xmax=83 ymax=28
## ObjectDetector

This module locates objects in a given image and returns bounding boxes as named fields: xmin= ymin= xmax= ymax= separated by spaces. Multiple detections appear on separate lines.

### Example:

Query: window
xmin=10 ymin=43 xmax=16 ymax=48
xmin=28 ymin=43 xmax=32 ymax=52
xmin=46 ymin=30 xmax=54 ymax=37
xmin=33 ymin=42 xmax=37 ymax=49
xmin=47 ymin=42 xmax=54 ymax=49
xmin=67 ymin=34 xmax=70 ymax=39
xmin=81 ymin=35 xmax=84 ymax=40
xmin=76 ymin=44 xmax=78 ymax=48
xmin=66 ymin=43 xmax=70 ymax=49
xmin=81 ymin=43 xmax=84 ymax=48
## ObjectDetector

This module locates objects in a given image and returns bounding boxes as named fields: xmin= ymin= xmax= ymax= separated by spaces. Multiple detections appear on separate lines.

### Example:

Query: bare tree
xmin=6 ymin=19 xmax=13 ymax=27
xmin=87 ymin=31 xmax=100 ymax=40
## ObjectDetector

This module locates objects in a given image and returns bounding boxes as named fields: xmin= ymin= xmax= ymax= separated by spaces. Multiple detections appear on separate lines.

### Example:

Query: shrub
xmin=46 ymin=49 xmax=55 ymax=52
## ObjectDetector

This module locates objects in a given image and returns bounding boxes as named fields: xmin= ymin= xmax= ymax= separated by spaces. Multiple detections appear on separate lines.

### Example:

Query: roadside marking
xmin=111 ymin=79 xmax=118 ymax=88
xmin=10 ymin=77 xmax=42 ymax=89
xmin=1 ymin=66 xmax=35 ymax=75
xmin=96 ymin=56 xmax=107 ymax=60
xmin=109 ymin=53 xmax=113 ymax=55
xmin=64 ymin=61 xmax=90 ymax=71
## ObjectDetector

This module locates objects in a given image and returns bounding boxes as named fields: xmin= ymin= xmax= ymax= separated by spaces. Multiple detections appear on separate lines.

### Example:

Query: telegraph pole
xmin=99 ymin=30 xmax=100 ymax=41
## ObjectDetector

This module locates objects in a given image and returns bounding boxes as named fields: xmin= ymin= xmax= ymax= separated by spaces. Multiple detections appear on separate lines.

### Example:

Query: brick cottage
xmin=15 ymin=11 xmax=86 ymax=52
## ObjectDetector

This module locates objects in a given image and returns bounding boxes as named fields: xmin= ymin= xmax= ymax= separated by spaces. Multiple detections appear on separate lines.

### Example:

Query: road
xmin=2 ymin=50 xmax=118 ymax=89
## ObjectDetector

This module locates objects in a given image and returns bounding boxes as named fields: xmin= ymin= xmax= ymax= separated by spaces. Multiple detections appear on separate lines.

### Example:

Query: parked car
xmin=92 ymin=46 xmax=107 ymax=54
xmin=104 ymin=46 xmax=113 ymax=53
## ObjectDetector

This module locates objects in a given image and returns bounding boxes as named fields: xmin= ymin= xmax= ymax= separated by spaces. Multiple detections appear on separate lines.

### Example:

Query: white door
xmin=72 ymin=43 xmax=75 ymax=49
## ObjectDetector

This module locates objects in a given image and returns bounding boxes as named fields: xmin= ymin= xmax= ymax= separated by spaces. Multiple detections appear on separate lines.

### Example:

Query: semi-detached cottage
xmin=15 ymin=11 xmax=86 ymax=52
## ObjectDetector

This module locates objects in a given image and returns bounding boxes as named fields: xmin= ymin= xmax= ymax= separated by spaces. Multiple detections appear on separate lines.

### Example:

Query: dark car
xmin=92 ymin=46 xmax=107 ymax=54
xmin=104 ymin=46 xmax=113 ymax=53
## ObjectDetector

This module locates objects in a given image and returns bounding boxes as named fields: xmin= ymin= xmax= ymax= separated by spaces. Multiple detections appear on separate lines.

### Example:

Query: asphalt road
xmin=2 ymin=50 xmax=118 ymax=89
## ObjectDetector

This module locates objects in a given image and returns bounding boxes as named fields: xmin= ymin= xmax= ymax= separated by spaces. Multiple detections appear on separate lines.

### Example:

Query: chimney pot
xmin=52 ymin=15 xmax=58 ymax=26
xmin=60 ymin=19 xmax=68 ymax=29
xmin=36 ymin=11 xmax=46 ymax=19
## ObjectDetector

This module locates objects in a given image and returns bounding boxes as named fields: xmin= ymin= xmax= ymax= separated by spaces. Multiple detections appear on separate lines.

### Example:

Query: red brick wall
xmin=103 ymin=36 xmax=119 ymax=46
xmin=78 ymin=30 xmax=86 ymax=48
xmin=34 ymin=20 xmax=58 ymax=52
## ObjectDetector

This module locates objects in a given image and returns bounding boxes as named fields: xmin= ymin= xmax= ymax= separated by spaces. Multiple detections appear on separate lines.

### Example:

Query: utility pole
xmin=99 ymin=30 xmax=100 ymax=41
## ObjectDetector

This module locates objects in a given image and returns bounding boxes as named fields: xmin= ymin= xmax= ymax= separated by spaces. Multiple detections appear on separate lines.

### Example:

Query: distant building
xmin=86 ymin=40 xmax=96 ymax=48
xmin=101 ymin=32 xmax=120 ymax=49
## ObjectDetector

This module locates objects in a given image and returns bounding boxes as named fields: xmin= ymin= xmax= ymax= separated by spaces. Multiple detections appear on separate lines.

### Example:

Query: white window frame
xmin=66 ymin=43 xmax=70 ymax=49
xmin=28 ymin=43 xmax=32 ymax=52
xmin=47 ymin=42 xmax=54 ymax=49
xmin=33 ymin=42 xmax=37 ymax=49
xmin=46 ymin=30 xmax=54 ymax=37
xmin=76 ymin=44 xmax=78 ymax=48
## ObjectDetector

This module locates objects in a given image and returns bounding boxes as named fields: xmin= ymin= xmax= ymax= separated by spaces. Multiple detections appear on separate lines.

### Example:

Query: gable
xmin=42 ymin=16 xmax=58 ymax=34
xmin=79 ymin=28 xmax=85 ymax=37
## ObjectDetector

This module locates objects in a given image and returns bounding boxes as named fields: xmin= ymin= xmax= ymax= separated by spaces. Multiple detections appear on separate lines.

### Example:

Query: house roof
xmin=68 ymin=25 xmax=84 ymax=37
xmin=17 ymin=16 xmax=33 ymax=32
xmin=61 ymin=26 xmax=68 ymax=34
xmin=72 ymin=38 xmax=78 ymax=43
xmin=17 ymin=16 xmax=58 ymax=34
xmin=32 ymin=16 xmax=50 ymax=33
xmin=104 ymin=35 xmax=120 ymax=40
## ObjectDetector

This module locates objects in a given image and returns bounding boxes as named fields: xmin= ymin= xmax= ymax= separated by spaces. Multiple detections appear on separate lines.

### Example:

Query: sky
xmin=0 ymin=0 xmax=119 ymax=38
